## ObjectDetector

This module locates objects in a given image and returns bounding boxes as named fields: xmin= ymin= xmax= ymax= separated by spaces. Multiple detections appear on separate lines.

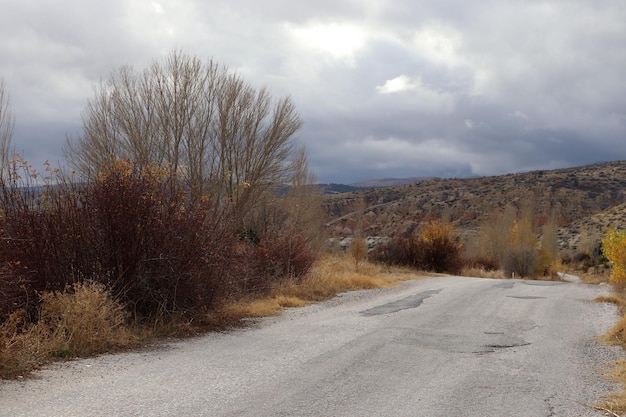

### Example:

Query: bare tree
xmin=540 ymin=214 xmax=559 ymax=261
xmin=65 ymin=50 xmax=304 ymax=226
xmin=479 ymin=205 xmax=516 ymax=266
xmin=0 ymin=78 xmax=15 ymax=179
xmin=277 ymin=147 xmax=325 ymax=247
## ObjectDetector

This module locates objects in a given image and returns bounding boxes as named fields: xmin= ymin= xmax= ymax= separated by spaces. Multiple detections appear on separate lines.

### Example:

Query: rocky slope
xmin=323 ymin=161 xmax=626 ymax=254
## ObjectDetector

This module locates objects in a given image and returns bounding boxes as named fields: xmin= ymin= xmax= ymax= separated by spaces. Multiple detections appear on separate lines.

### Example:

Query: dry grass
xmin=600 ymin=315 xmax=626 ymax=347
xmin=461 ymin=265 xmax=574 ymax=281
xmin=595 ymin=295 xmax=626 ymax=312
xmin=459 ymin=267 xmax=505 ymax=279
xmin=596 ymin=360 xmax=626 ymax=415
xmin=579 ymin=270 xmax=611 ymax=285
xmin=207 ymin=254 xmax=427 ymax=325
xmin=0 ymin=281 xmax=134 ymax=378
xmin=218 ymin=296 xmax=309 ymax=322
xmin=595 ymin=289 xmax=626 ymax=414
xmin=0 ymin=310 xmax=46 ymax=378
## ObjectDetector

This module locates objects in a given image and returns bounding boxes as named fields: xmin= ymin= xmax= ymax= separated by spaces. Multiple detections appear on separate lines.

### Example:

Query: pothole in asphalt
xmin=475 ymin=339 xmax=531 ymax=354
xmin=360 ymin=289 xmax=442 ymax=316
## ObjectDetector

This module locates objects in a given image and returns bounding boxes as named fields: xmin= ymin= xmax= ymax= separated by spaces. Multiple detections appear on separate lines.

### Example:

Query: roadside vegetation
xmin=0 ymin=247 xmax=423 ymax=378
xmin=0 ymin=55 xmax=427 ymax=379
xmin=593 ymin=227 xmax=626 ymax=414
xmin=0 ymin=147 xmax=425 ymax=378
xmin=367 ymin=205 xmax=568 ymax=282
xmin=369 ymin=220 xmax=464 ymax=275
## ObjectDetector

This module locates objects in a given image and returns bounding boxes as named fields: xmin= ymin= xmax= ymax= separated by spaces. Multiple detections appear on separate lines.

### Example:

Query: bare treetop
xmin=65 ymin=50 xmax=306 ymax=225
xmin=0 ymin=79 xmax=15 ymax=179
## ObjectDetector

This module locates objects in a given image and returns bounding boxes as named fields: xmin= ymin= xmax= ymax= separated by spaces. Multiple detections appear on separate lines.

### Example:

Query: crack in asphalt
xmin=507 ymin=296 xmax=548 ymax=300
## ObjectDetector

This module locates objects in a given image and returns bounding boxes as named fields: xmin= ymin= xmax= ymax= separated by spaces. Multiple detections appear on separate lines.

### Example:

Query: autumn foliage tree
xmin=369 ymin=220 xmax=463 ymax=274
xmin=413 ymin=220 xmax=463 ymax=274
xmin=537 ymin=216 xmax=559 ymax=276
xmin=502 ymin=218 xmax=539 ymax=278
xmin=477 ymin=203 xmax=554 ymax=278
xmin=602 ymin=227 xmax=626 ymax=284
xmin=478 ymin=206 xmax=516 ymax=268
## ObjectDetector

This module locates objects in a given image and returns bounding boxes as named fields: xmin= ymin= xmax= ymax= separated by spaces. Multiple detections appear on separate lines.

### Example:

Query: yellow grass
xmin=213 ymin=254 xmax=427 ymax=323
xmin=459 ymin=267 xmax=505 ymax=279
xmin=600 ymin=315 xmax=626 ymax=347
xmin=579 ymin=270 xmax=611 ymax=285
xmin=0 ymin=281 xmax=134 ymax=378
xmin=596 ymin=360 xmax=626 ymax=415
xmin=594 ymin=295 xmax=626 ymax=312
xmin=596 ymin=291 xmax=626 ymax=414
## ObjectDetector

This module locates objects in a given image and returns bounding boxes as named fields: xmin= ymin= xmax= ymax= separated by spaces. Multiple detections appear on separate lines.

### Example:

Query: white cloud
xmin=150 ymin=2 xmax=165 ymax=14
xmin=375 ymin=74 xmax=457 ymax=115
xmin=285 ymin=21 xmax=368 ymax=67
xmin=412 ymin=23 xmax=464 ymax=68
xmin=376 ymin=75 xmax=420 ymax=94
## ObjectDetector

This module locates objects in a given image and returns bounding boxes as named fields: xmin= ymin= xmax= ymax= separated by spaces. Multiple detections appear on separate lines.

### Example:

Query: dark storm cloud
xmin=1 ymin=0 xmax=625 ymax=183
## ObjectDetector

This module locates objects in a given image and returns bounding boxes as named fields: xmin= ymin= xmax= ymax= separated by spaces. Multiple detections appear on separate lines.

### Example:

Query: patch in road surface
xmin=483 ymin=339 xmax=531 ymax=352
xmin=493 ymin=281 xmax=516 ymax=289
xmin=506 ymin=296 xmax=547 ymax=300
xmin=493 ymin=280 xmax=566 ymax=289
xmin=393 ymin=328 xmax=531 ymax=354
xmin=520 ymin=281 xmax=565 ymax=287
xmin=360 ymin=289 xmax=441 ymax=316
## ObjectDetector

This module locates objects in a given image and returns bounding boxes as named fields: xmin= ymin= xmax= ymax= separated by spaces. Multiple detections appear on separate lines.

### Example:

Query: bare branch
xmin=65 ymin=50 xmax=305 ymax=226
xmin=0 ymin=79 xmax=15 ymax=179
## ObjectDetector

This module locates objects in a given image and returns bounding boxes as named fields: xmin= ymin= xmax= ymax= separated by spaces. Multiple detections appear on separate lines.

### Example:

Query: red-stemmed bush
xmin=250 ymin=227 xmax=315 ymax=293
xmin=0 ymin=161 xmax=235 ymax=323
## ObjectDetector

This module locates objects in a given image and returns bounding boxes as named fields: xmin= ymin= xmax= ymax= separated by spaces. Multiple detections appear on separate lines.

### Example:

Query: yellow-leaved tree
xmin=602 ymin=227 xmax=626 ymax=283
xmin=503 ymin=218 xmax=539 ymax=278
xmin=413 ymin=220 xmax=463 ymax=274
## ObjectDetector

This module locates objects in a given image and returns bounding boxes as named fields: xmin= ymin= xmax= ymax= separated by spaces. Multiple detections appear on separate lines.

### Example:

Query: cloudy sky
xmin=1 ymin=0 xmax=625 ymax=184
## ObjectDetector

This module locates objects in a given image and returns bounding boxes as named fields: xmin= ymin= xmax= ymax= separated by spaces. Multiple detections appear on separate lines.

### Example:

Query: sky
xmin=1 ymin=0 xmax=625 ymax=184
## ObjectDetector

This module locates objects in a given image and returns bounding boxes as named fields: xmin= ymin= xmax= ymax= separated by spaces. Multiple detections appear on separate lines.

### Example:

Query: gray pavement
xmin=0 ymin=276 xmax=622 ymax=416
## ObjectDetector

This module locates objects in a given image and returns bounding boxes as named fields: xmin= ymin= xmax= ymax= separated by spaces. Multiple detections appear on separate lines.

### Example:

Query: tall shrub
xmin=369 ymin=221 xmax=463 ymax=274
xmin=250 ymin=227 xmax=315 ymax=292
xmin=602 ymin=227 xmax=626 ymax=284
xmin=412 ymin=220 xmax=463 ymax=274
xmin=503 ymin=218 xmax=539 ymax=278
xmin=0 ymin=160 xmax=236 ymax=322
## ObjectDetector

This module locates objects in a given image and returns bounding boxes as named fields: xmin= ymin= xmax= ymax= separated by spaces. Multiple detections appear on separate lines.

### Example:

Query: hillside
xmin=350 ymin=177 xmax=433 ymax=188
xmin=323 ymin=161 xmax=626 ymax=255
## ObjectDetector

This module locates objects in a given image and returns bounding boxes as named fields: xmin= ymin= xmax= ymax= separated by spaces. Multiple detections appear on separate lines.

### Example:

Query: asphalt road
xmin=0 ymin=276 xmax=622 ymax=416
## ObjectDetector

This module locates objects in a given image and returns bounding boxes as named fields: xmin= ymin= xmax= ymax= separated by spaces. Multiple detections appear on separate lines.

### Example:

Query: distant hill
xmin=350 ymin=177 xmax=433 ymax=188
xmin=317 ymin=183 xmax=363 ymax=194
xmin=317 ymin=177 xmax=433 ymax=194
xmin=323 ymin=161 xmax=626 ymax=255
